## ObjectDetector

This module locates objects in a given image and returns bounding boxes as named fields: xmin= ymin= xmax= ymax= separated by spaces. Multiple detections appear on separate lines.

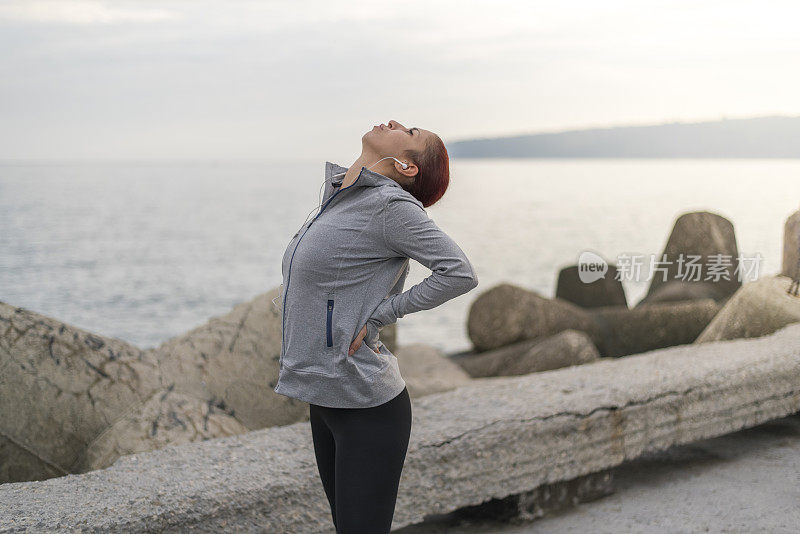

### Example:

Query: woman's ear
xmin=397 ymin=161 xmax=418 ymax=184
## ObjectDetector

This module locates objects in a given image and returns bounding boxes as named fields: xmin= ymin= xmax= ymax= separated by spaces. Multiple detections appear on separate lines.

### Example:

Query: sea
xmin=1 ymin=158 xmax=798 ymax=354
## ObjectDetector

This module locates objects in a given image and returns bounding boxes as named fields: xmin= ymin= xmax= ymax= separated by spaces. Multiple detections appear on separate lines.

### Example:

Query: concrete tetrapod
xmin=467 ymin=283 xmax=720 ymax=357
xmin=636 ymin=211 xmax=742 ymax=306
xmin=782 ymin=208 xmax=800 ymax=280
xmin=393 ymin=343 xmax=472 ymax=397
xmin=2 ymin=322 xmax=799 ymax=532
xmin=695 ymin=274 xmax=800 ymax=343
xmin=555 ymin=264 xmax=628 ymax=309
xmin=453 ymin=329 xmax=601 ymax=378
xmin=590 ymin=298 xmax=720 ymax=357
xmin=0 ymin=288 xmax=282 ymax=481
xmin=0 ymin=293 xmax=287 ymax=482
xmin=0 ymin=286 xmax=401 ymax=483
xmin=0 ymin=302 xmax=164 ymax=483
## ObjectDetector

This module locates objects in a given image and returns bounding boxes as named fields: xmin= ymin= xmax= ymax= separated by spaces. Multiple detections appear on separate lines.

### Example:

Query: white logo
xmin=578 ymin=250 xmax=608 ymax=283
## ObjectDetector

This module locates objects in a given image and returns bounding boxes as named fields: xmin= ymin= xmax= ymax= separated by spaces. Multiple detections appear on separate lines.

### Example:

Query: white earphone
xmin=374 ymin=155 xmax=409 ymax=170
xmin=331 ymin=156 xmax=408 ymax=178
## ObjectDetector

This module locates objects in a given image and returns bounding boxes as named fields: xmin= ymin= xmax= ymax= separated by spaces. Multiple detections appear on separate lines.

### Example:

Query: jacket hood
xmin=325 ymin=161 xmax=403 ymax=190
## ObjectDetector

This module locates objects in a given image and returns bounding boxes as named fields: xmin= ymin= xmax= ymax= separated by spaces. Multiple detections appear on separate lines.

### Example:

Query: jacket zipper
xmin=280 ymin=171 xmax=362 ymax=368
xmin=326 ymin=299 xmax=334 ymax=347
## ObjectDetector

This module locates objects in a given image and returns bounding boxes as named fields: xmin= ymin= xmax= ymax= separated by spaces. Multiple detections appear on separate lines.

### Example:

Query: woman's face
xmin=362 ymin=119 xmax=432 ymax=160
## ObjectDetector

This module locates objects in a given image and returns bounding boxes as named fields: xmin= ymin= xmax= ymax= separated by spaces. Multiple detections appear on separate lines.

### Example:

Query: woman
xmin=273 ymin=119 xmax=479 ymax=533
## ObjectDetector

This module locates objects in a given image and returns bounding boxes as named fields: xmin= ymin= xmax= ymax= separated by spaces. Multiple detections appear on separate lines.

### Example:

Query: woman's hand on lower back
xmin=349 ymin=324 xmax=381 ymax=356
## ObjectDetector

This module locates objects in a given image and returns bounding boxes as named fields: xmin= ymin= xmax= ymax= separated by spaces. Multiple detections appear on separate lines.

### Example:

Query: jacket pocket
xmin=364 ymin=319 xmax=380 ymax=352
xmin=349 ymin=342 xmax=390 ymax=379
xmin=326 ymin=299 xmax=334 ymax=347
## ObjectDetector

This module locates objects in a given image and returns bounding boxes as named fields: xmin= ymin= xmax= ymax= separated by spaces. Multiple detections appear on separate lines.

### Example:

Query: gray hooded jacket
xmin=273 ymin=161 xmax=479 ymax=408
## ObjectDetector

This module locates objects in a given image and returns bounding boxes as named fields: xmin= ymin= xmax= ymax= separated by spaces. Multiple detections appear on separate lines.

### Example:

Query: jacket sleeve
xmin=366 ymin=195 xmax=479 ymax=331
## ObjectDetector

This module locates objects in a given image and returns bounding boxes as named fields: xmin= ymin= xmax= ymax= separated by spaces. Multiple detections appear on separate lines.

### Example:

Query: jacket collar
xmin=325 ymin=161 xmax=402 ymax=190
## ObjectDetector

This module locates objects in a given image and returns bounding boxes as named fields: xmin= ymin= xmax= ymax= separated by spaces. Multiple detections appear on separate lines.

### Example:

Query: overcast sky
xmin=1 ymin=0 xmax=799 ymax=161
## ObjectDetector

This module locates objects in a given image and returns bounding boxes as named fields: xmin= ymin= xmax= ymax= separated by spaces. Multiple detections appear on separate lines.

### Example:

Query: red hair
xmin=401 ymin=134 xmax=450 ymax=208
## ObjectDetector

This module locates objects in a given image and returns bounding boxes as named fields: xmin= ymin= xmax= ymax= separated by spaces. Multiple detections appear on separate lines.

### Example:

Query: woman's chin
xmin=361 ymin=135 xmax=380 ymax=151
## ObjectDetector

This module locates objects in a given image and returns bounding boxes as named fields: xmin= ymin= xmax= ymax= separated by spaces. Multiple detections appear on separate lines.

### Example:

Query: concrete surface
xmin=398 ymin=412 xmax=800 ymax=533
xmin=1 ymin=322 xmax=799 ymax=532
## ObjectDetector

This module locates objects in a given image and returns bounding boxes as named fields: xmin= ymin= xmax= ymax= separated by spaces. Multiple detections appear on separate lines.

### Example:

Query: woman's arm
xmin=366 ymin=195 xmax=479 ymax=332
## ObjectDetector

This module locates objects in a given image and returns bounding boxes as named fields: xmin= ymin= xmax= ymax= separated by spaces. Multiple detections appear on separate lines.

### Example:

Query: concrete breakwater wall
xmin=2 ymin=322 xmax=799 ymax=532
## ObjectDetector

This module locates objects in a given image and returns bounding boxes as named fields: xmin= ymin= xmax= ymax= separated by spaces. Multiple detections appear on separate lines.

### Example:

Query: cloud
xmin=0 ymin=0 xmax=176 ymax=25
xmin=1 ymin=0 xmax=799 ymax=160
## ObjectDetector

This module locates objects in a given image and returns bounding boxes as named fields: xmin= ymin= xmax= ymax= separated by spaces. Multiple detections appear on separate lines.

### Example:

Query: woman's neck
xmin=342 ymin=152 xmax=381 ymax=188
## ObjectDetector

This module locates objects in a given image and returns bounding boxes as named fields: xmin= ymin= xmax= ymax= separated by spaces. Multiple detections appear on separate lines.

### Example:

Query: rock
xmin=637 ymin=211 xmax=742 ymax=306
xmin=393 ymin=343 xmax=472 ymax=397
xmin=591 ymin=299 xmax=721 ymax=357
xmin=452 ymin=329 xmax=600 ymax=378
xmin=556 ymin=265 xmax=628 ymax=308
xmin=695 ymin=274 xmax=800 ymax=343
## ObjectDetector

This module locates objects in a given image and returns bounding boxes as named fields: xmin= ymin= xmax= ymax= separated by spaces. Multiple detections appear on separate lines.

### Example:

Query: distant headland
xmin=446 ymin=115 xmax=800 ymax=158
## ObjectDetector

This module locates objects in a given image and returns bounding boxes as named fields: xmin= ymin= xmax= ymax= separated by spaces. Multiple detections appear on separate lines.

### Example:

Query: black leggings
xmin=309 ymin=386 xmax=412 ymax=534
